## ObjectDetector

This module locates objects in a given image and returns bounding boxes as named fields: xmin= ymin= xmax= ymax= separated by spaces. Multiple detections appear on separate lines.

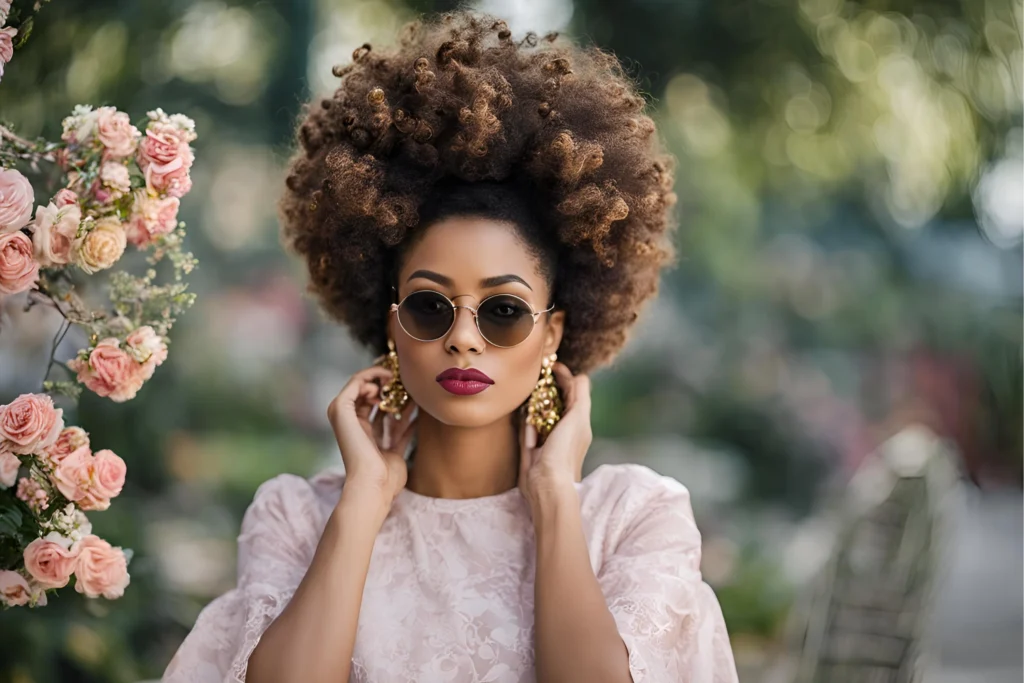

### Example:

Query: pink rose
xmin=0 ymin=570 xmax=31 ymax=606
xmin=0 ymin=0 xmax=12 ymax=22
xmin=51 ymin=446 xmax=108 ymax=510
xmin=91 ymin=449 xmax=126 ymax=501
xmin=73 ymin=535 xmax=130 ymax=599
xmin=0 ymin=168 xmax=34 ymax=234
xmin=0 ymin=447 xmax=19 ymax=487
xmin=67 ymin=338 xmax=145 ymax=402
xmin=43 ymin=426 xmax=89 ymax=467
xmin=31 ymin=202 xmax=81 ymax=267
xmin=137 ymin=124 xmax=194 ymax=198
xmin=0 ymin=27 xmax=16 ymax=66
xmin=23 ymin=537 xmax=79 ymax=589
xmin=126 ymin=192 xmax=179 ymax=247
xmin=0 ymin=393 xmax=64 ymax=455
xmin=52 ymin=188 xmax=79 ymax=208
xmin=95 ymin=107 xmax=139 ymax=160
xmin=0 ymin=231 xmax=39 ymax=294
xmin=125 ymin=325 xmax=168 ymax=379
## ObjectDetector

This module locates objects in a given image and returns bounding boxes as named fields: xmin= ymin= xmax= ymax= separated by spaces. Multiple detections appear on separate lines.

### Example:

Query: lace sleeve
xmin=162 ymin=473 xmax=324 ymax=683
xmin=597 ymin=474 xmax=739 ymax=683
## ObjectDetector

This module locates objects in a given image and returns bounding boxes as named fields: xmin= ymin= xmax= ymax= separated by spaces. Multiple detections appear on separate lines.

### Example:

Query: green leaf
xmin=0 ymin=506 xmax=23 ymax=538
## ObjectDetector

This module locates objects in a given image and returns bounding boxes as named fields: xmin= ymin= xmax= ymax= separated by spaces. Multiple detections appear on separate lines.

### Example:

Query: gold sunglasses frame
xmin=390 ymin=288 xmax=555 ymax=348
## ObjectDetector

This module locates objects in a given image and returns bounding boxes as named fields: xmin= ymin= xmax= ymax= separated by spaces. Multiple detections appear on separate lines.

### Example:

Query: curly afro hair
xmin=279 ymin=10 xmax=678 ymax=374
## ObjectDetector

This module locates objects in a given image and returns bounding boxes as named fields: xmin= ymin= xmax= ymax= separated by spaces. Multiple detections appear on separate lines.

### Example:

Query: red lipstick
xmin=436 ymin=367 xmax=494 ymax=395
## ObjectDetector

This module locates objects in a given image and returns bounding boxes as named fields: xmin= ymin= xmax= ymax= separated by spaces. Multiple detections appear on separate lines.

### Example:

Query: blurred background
xmin=0 ymin=0 xmax=1020 ymax=681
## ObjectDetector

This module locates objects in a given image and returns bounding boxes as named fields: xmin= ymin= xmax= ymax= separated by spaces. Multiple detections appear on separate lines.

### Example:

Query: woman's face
xmin=389 ymin=216 xmax=564 ymax=428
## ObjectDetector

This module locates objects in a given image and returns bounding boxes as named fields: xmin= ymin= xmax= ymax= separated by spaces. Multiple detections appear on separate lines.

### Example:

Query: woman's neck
xmin=405 ymin=410 xmax=520 ymax=499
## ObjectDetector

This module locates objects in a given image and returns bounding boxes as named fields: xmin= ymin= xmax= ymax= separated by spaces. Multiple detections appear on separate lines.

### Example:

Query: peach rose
xmin=0 ymin=570 xmax=31 ymax=606
xmin=126 ymin=191 xmax=179 ymax=247
xmin=125 ymin=325 xmax=168 ymax=377
xmin=52 ymin=188 xmax=79 ymax=208
xmin=90 ymin=449 xmax=126 ymax=501
xmin=43 ymin=426 xmax=89 ymax=467
xmin=0 ymin=168 xmax=34 ymax=234
xmin=0 ymin=447 xmax=19 ymax=487
xmin=0 ymin=230 xmax=39 ymax=294
xmin=51 ymin=446 xmax=102 ymax=509
xmin=95 ymin=107 xmax=139 ymax=160
xmin=23 ymin=537 xmax=79 ymax=589
xmin=67 ymin=338 xmax=145 ymax=403
xmin=31 ymin=201 xmax=82 ymax=267
xmin=0 ymin=393 xmax=64 ymax=455
xmin=74 ymin=216 xmax=126 ymax=274
xmin=138 ymin=123 xmax=194 ymax=198
xmin=73 ymin=535 xmax=130 ymax=599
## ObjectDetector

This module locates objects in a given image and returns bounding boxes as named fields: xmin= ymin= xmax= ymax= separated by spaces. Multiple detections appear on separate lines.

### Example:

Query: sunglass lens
xmin=399 ymin=291 xmax=454 ymax=340
xmin=477 ymin=295 xmax=536 ymax=347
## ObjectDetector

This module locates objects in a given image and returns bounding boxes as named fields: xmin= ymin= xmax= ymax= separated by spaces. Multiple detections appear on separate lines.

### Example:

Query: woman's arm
xmin=245 ymin=486 xmax=388 ymax=683
xmin=532 ymin=483 xmax=633 ymax=683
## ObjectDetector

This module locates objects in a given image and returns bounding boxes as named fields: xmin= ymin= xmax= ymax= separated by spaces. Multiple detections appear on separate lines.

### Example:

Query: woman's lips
xmin=436 ymin=367 xmax=494 ymax=395
xmin=437 ymin=379 xmax=492 ymax=395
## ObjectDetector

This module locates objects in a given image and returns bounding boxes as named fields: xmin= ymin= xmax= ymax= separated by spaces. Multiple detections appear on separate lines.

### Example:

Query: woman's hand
xmin=327 ymin=365 xmax=418 ymax=510
xmin=518 ymin=361 xmax=592 ymax=512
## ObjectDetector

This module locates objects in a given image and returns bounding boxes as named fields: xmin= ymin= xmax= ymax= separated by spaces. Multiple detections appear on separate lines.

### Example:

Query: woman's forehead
xmin=400 ymin=217 xmax=546 ymax=290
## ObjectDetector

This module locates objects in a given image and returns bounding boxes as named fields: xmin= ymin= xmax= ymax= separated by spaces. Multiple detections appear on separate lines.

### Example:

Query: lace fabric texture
xmin=161 ymin=464 xmax=738 ymax=683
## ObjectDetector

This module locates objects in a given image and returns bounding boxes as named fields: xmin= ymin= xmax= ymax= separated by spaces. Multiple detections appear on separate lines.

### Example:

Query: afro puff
xmin=279 ymin=10 xmax=678 ymax=373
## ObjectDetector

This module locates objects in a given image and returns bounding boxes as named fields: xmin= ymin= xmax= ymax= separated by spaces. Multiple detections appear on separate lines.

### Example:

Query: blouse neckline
xmin=395 ymin=480 xmax=585 ymax=513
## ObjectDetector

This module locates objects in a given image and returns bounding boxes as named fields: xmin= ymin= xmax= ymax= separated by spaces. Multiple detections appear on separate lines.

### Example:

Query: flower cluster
xmin=0 ymin=394 xmax=130 ymax=607
xmin=0 ymin=97 xmax=197 ymax=607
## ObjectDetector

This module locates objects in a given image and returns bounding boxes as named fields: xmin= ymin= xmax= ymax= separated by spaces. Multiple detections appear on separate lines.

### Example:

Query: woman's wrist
xmin=336 ymin=483 xmax=393 ymax=528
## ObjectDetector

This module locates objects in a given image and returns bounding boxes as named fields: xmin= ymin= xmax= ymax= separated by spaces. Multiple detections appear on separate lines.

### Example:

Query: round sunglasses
xmin=391 ymin=289 xmax=554 ymax=348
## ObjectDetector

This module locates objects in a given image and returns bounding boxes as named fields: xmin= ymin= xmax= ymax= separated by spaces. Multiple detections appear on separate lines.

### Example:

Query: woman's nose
xmin=445 ymin=305 xmax=485 ymax=354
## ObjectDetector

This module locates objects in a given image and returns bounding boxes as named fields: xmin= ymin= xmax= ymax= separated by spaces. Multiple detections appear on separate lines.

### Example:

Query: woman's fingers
xmin=354 ymin=382 xmax=381 ymax=421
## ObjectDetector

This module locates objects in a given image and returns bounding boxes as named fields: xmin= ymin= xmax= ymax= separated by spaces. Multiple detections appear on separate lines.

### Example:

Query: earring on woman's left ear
xmin=375 ymin=338 xmax=410 ymax=418
xmin=526 ymin=353 xmax=563 ymax=438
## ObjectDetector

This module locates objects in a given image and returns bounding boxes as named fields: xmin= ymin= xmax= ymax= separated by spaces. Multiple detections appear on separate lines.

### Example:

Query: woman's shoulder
xmin=579 ymin=462 xmax=694 ymax=524
xmin=581 ymin=462 xmax=690 ymax=500
xmin=241 ymin=465 xmax=348 ymax=531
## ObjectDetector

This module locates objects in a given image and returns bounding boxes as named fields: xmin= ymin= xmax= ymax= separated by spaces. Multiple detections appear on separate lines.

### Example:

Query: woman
xmin=163 ymin=10 xmax=737 ymax=683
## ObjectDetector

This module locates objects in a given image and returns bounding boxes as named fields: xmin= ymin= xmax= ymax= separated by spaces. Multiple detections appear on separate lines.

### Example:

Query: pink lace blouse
xmin=162 ymin=463 xmax=738 ymax=683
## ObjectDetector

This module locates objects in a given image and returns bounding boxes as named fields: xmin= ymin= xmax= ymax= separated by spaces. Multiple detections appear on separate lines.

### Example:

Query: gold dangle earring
xmin=526 ymin=353 xmax=563 ymax=438
xmin=375 ymin=338 xmax=410 ymax=418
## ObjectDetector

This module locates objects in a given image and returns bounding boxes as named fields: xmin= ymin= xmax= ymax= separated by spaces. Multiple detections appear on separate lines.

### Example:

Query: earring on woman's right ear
xmin=375 ymin=338 xmax=409 ymax=418
xmin=526 ymin=353 xmax=563 ymax=438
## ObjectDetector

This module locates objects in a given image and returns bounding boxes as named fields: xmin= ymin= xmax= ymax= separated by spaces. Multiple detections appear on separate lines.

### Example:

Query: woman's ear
xmin=542 ymin=309 xmax=565 ymax=357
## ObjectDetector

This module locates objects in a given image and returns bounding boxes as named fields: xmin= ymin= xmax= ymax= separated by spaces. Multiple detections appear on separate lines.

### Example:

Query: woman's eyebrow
xmin=406 ymin=270 xmax=533 ymax=291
